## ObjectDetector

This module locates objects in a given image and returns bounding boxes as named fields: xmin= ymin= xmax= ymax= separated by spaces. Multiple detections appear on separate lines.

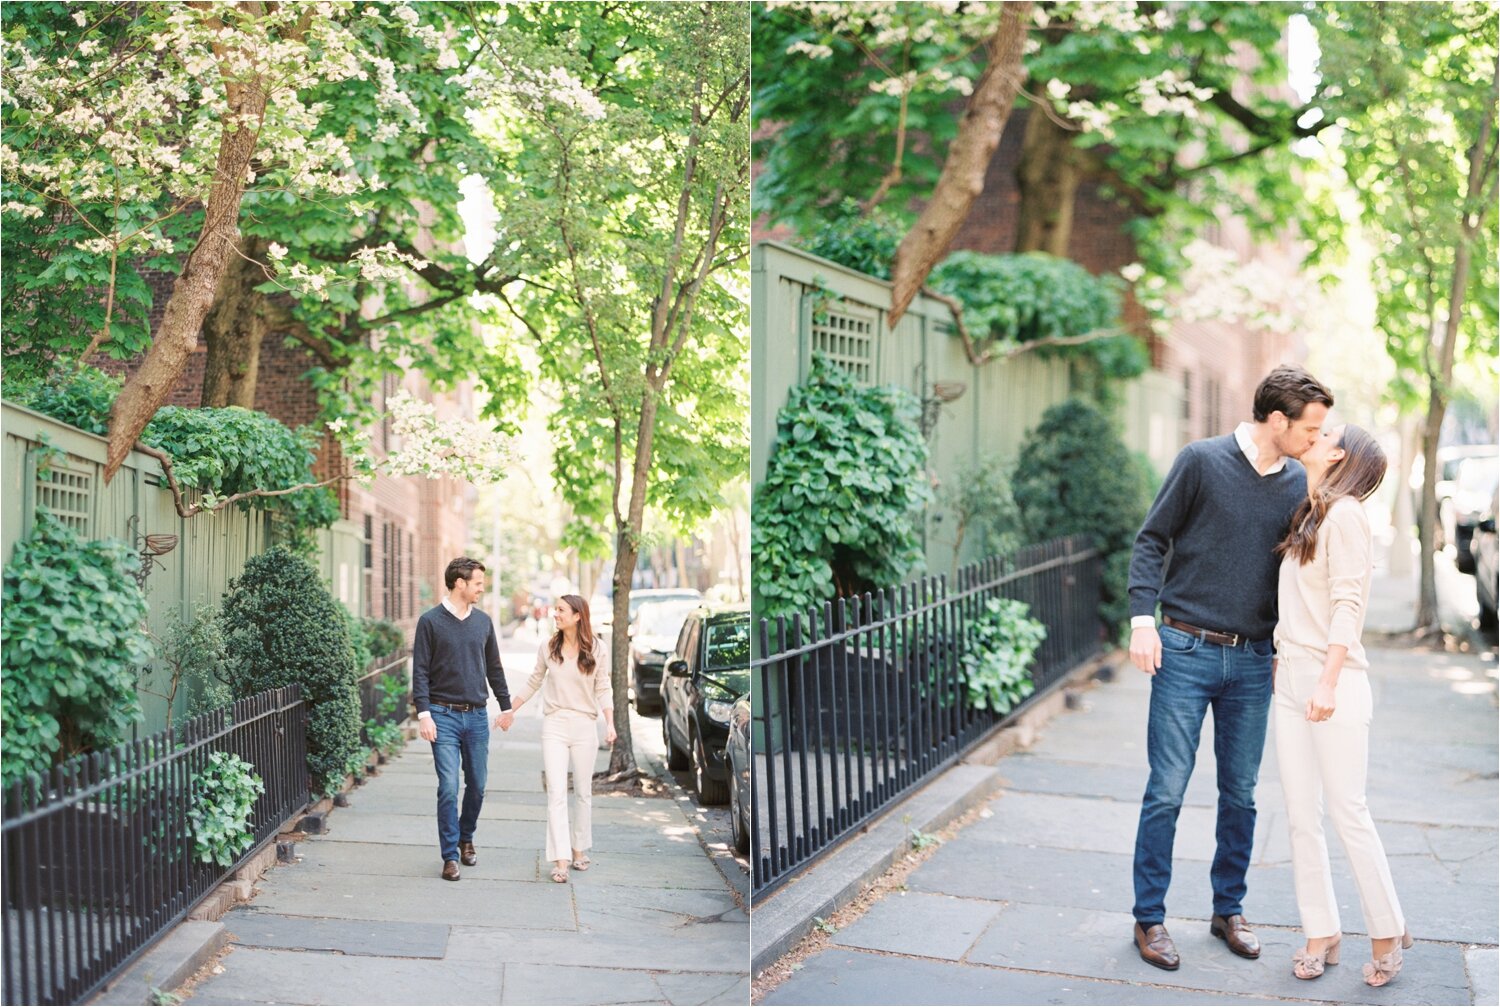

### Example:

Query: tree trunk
xmin=1014 ymin=109 xmax=1085 ymax=255
xmin=888 ymin=1 xmax=1032 ymax=327
xmin=104 ymin=73 xmax=267 ymax=481
xmin=1416 ymin=221 xmax=1475 ymax=632
xmin=608 ymin=528 xmax=639 ymax=777
xmin=201 ymin=236 xmax=271 ymax=408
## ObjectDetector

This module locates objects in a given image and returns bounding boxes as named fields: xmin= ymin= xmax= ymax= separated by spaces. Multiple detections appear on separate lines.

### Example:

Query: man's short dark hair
xmin=1252 ymin=364 xmax=1334 ymax=422
xmin=444 ymin=557 xmax=486 ymax=590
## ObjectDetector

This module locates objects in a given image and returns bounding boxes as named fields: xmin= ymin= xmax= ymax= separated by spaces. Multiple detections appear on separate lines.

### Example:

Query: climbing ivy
xmin=753 ymin=356 xmax=933 ymax=620
xmin=188 ymin=752 xmax=265 ymax=867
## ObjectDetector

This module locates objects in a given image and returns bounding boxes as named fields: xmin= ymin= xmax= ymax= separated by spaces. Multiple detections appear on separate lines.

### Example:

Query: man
xmin=413 ymin=557 xmax=516 ymax=881
xmin=1127 ymin=364 xmax=1334 ymax=970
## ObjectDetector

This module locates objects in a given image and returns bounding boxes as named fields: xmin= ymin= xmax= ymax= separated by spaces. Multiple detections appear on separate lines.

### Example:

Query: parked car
xmin=628 ymin=598 xmax=699 ymax=715
xmin=1474 ymin=490 xmax=1498 ymax=635
xmin=1450 ymin=455 xmax=1499 ymax=574
xmin=725 ymin=692 xmax=752 ymax=854
xmin=589 ymin=586 xmax=702 ymax=633
xmin=660 ymin=605 xmax=750 ymax=805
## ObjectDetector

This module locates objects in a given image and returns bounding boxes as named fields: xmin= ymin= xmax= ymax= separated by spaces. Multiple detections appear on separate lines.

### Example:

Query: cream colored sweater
xmin=514 ymin=639 xmax=613 ymax=717
xmin=1273 ymin=497 xmax=1372 ymax=671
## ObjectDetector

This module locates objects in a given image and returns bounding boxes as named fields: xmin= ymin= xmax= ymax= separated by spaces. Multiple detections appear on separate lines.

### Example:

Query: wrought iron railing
xmin=750 ymin=536 xmax=1104 ymax=898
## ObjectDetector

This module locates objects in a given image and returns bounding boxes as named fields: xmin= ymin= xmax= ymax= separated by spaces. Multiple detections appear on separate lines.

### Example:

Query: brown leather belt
xmin=432 ymin=701 xmax=482 ymax=713
xmin=1162 ymin=616 xmax=1245 ymax=648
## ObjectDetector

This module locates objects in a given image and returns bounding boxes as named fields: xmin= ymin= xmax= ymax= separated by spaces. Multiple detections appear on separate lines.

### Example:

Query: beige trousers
xmin=541 ymin=710 xmax=597 ymax=862
xmin=1274 ymin=655 xmax=1404 ymax=939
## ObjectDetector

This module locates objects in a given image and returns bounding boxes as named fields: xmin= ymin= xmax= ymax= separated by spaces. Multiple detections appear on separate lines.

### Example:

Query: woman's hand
xmin=1305 ymin=683 xmax=1336 ymax=722
xmin=604 ymin=726 xmax=617 ymax=747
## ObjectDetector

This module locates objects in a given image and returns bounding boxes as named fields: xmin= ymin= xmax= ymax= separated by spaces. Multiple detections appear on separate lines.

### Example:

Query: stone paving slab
xmin=830 ymin=891 xmax=1005 ymax=961
xmin=346 ymin=788 xmax=685 ymax=827
xmin=502 ymin=964 xmax=668 ymax=1005
xmin=444 ymin=924 xmax=748 ymax=974
xmin=220 ymin=910 xmax=450 ymax=958
xmin=573 ymin=883 xmax=748 ymax=931
xmin=188 ymin=947 xmax=504 ymax=1005
xmin=1467 ymin=947 xmax=1499 ymax=1007
xmin=964 ymin=903 xmax=1472 ymax=1006
xmin=247 ymin=869 xmax=578 ymax=931
xmin=653 ymin=971 xmax=751 ymax=1006
xmin=320 ymin=809 xmax=708 ymax=857
xmin=288 ymin=839 xmax=542 ymax=882
xmin=759 ymin=948 xmax=1283 ymax=1005
xmin=563 ymin=849 xmax=737 ymax=891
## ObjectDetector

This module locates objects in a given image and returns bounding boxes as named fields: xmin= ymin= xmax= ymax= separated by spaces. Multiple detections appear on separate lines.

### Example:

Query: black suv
xmin=660 ymin=605 xmax=750 ymax=805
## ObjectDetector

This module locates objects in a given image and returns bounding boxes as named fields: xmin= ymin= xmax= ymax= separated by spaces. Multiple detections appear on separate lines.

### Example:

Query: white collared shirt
xmin=1234 ymin=421 xmax=1287 ymax=476
xmin=1130 ymin=424 xmax=1289 ymax=631
xmin=442 ymin=597 xmax=473 ymax=621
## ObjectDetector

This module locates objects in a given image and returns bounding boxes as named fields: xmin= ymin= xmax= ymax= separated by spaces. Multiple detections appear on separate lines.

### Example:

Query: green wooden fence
xmin=2 ymin=400 xmax=363 ymax=732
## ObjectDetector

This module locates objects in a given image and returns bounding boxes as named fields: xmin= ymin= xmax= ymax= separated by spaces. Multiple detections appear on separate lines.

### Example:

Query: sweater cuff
xmin=417 ymin=710 xmax=432 ymax=721
xmin=1130 ymin=615 xmax=1157 ymax=630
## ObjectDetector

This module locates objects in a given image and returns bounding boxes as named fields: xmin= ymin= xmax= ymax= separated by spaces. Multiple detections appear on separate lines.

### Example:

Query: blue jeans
xmin=1132 ymin=624 xmax=1274 ymax=925
xmin=430 ymin=705 xmax=490 ymax=863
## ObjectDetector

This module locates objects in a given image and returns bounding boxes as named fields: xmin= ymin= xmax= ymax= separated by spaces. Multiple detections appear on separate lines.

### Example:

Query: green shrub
xmin=931 ymin=251 xmax=1148 ymax=381
xmin=147 ymin=602 xmax=235 ymax=724
xmin=362 ymin=618 xmax=406 ymax=661
xmin=941 ymin=454 xmax=1024 ymax=572
xmin=1 ymin=512 xmax=153 ymax=787
xmin=4 ymin=365 xmax=122 ymax=435
xmin=963 ymin=598 xmax=1046 ymax=715
xmin=802 ymin=199 xmax=902 ymax=279
xmin=342 ymin=603 xmax=373 ymax=673
xmin=752 ymin=356 xmax=932 ymax=619
xmin=221 ymin=546 xmax=361 ymax=795
xmin=188 ymin=752 xmax=265 ymax=867
xmin=1012 ymin=398 xmax=1152 ymax=633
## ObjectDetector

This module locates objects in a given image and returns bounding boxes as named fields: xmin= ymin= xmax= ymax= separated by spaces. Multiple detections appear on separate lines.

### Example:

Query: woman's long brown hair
xmin=548 ymin=594 xmax=597 ymax=674
xmin=1276 ymin=425 xmax=1387 ymax=566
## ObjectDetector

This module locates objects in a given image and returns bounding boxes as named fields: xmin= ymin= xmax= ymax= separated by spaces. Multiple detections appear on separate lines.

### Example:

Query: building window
xmin=363 ymin=515 xmax=373 ymax=570
xmin=407 ymin=533 xmax=415 ymax=617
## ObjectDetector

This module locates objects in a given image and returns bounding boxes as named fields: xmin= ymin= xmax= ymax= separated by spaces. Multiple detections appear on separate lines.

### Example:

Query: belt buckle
xmin=1227 ymin=632 xmax=1241 ymax=647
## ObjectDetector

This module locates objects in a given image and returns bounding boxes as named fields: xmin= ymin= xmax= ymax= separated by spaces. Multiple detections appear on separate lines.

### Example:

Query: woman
xmin=1273 ymin=424 xmax=1410 ymax=987
xmin=510 ymin=595 xmax=615 ymax=884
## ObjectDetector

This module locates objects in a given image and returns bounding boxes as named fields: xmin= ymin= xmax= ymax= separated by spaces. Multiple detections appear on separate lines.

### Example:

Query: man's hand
xmin=1129 ymin=625 xmax=1162 ymax=675
xmin=493 ymin=710 xmax=515 ymax=732
xmin=418 ymin=715 xmax=437 ymax=743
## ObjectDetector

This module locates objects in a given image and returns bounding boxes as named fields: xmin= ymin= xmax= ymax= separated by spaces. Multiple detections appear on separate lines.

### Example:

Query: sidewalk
xmin=761 ymin=573 xmax=1498 ymax=1006
xmin=180 ymin=654 xmax=749 ymax=1006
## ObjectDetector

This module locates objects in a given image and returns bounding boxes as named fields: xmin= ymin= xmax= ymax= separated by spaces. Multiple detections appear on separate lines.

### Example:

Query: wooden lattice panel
xmin=811 ymin=302 xmax=876 ymax=385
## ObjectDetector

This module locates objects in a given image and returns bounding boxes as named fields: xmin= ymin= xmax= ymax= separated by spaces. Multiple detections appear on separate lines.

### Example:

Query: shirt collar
xmin=441 ymin=597 xmax=472 ymax=621
xmin=1235 ymin=422 xmax=1287 ymax=476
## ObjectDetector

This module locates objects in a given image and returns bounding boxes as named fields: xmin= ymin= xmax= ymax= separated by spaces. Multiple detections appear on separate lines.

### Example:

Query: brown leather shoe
xmin=1211 ymin=914 xmax=1261 ymax=959
xmin=441 ymin=859 xmax=461 ymax=881
xmin=1135 ymin=922 xmax=1180 ymax=970
xmin=459 ymin=841 xmax=477 ymax=867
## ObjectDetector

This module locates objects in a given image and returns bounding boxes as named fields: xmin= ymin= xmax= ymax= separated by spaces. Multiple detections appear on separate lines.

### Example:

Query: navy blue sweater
xmin=1127 ymin=433 xmax=1306 ymax=641
xmin=411 ymin=605 xmax=512 ymax=715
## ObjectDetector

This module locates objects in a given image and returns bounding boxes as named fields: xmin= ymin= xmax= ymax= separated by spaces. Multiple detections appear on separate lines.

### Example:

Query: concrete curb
xmin=749 ymin=650 xmax=1120 ymax=977
xmin=89 ymin=921 xmax=228 ymax=1005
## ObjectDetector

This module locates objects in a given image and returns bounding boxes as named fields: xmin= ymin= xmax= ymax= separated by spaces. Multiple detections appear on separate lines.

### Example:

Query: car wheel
xmin=663 ymin=713 xmax=688 ymax=771
xmin=632 ymin=668 xmax=660 ymax=716
xmin=692 ymin=729 xmax=729 ymax=805
xmin=728 ymin=768 xmax=750 ymax=855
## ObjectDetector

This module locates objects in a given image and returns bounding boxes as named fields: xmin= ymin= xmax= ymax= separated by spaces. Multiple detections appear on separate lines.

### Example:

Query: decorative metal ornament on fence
xmin=124 ymin=514 xmax=178 ymax=591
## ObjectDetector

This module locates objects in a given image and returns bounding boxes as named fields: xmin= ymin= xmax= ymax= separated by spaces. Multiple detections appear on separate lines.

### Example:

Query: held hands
xmin=1305 ymin=683 xmax=1336 ymax=723
xmin=1129 ymin=626 xmax=1162 ymax=675
xmin=493 ymin=710 xmax=516 ymax=732
xmin=418 ymin=716 xmax=437 ymax=743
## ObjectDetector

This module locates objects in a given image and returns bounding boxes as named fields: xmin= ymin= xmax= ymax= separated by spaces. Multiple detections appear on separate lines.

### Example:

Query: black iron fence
xmin=357 ymin=650 xmax=411 ymax=748
xmin=750 ymin=535 xmax=1104 ymax=899
xmin=1 ymin=686 xmax=309 ymax=1006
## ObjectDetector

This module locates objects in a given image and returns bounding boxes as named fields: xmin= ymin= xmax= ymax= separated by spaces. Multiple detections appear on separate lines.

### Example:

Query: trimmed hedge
xmin=221 ymin=546 xmax=361 ymax=795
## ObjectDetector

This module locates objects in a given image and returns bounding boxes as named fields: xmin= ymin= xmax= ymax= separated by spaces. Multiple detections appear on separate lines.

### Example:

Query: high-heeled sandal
xmin=1292 ymin=935 xmax=1341 ymax=979
xmin=1362 ymin=929 xmax=1413 ymax=988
